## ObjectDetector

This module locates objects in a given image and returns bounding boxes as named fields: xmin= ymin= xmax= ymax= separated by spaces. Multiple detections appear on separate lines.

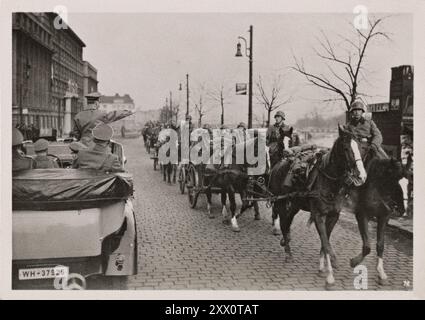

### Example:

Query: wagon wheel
xmin=178 ymin=165 xmax=186 ymax=194
xmin=187 ymin=165 xmax=200 ymax=208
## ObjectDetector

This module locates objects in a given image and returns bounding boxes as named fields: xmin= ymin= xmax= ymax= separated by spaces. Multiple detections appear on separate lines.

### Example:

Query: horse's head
xmin=334 ymin=124 xmax=367 ymax=186
xmin=278 ymin=126 xmax=293 ymax=150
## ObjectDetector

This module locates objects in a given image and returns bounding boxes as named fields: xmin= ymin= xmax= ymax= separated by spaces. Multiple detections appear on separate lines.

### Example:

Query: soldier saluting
xmin=71 ymin=92 xmax=134 ymax=147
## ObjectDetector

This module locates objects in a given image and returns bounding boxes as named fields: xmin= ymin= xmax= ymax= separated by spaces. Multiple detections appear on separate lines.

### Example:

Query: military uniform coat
xmin=74 ymin=144 xmax=124 ymax=172
xmin=33 ymin=155 xmax=59 ymax=169
xmin=12 ymin=150 xmax=34 ymax=171
xmin=71 ymin=106 xmax=133 ymax=146
xmin=346 ymin=117 xmax=383 ymax=146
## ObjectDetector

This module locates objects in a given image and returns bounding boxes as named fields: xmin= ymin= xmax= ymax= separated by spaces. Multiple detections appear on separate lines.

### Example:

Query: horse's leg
xmin=228 ymin=189 xmax=240 ymax=232
xmin=221 ymin=191 xmax=229 ymax=223
xmin=376 ymin=214 xmax=390 ymax=285
xmin=173 ymin=164 xmax=177 ymax=183
xmin=167 ymin=164 xmax=172 ymax=184
xmin=325 ymin=212 xmax=340 ymax=269
xmin=313 ymin=212 xmax=335 ymax=288
xmin=350 ymin=212 xmax=371 ymax=268
xmin=206 ymin=188 xmax=214 ymax=219
xmin=163 ymin=164 xmax=166 ymax=182
xmin=272 ymin=202 xmax=281 ymax=236
xmin=253 ymin=201 xmax=260 ymax=220
xmin=279 ymin=201 xmax=297 ymax=263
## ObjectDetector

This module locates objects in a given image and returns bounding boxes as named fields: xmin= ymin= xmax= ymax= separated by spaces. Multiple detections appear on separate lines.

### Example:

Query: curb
xmin=340 ymin=209 xmax=412 ymax=240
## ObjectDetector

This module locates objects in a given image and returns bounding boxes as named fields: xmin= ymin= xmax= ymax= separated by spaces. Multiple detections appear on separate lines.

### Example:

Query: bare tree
xmin=256 ymin=74 xmax=292 ymax=127
xmin=172 ymin=102 xmax=180 ymax=123
xmin=207 ymin=84 xmax=233 ymax=125
xmin=292 ymin=17 xmax=390 ymax=113
xmin=191 ymin=82 xmax=210 ymax=127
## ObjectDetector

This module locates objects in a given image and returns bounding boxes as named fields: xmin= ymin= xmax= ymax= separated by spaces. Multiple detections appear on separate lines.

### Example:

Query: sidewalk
xmin=340 ymin=209 xmax=413 ymax=239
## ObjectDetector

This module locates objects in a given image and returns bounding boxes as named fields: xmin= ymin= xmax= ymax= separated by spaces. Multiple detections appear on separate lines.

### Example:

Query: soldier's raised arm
xmin=101 ymin=110 xmax=134 ymax=124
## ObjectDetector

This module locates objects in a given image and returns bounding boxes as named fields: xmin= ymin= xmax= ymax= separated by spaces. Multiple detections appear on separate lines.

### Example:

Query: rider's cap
xmin=274 ymin=111 xmax=286 ymax=119
xmin=85 ymin=91 xmax=102 ymax=104
xmin=69 ymin=141 xmax=87 ymax=153
xmin=34 ymin=139 xmax=49 ymax=152
xmin=92 ymin=123 xmax=113 ymax=141
xmin=12 ymin=128 xmax=24 ymax=146
xmin=349 ymin=100 xmax=366 ymax=113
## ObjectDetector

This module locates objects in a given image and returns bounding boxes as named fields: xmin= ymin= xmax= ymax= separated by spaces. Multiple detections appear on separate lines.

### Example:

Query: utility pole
xmin=169 ymin=91 xmax=172 ymax=123
xmin=220 ymin=90 xmax=224 ymax=126
xmin=248 ymin=25 xmax=253 ymax=129
xmin=186 ymin=74 xmax=189 ymax=118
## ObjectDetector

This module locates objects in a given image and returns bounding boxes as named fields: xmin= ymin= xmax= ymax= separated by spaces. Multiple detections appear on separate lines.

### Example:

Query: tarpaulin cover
xmin=13 ymin=169 xmax=133 ymax=211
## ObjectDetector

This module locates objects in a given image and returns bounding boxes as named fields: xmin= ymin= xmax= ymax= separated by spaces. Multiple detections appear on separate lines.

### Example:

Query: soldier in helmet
xmin=71 ymin=92 xmax=134 ymax=147
xmin=73 ymin=123 xmax=124 ymax=172
xmin=12 ymin=127 xmax=34 ymax=171
xmin=234 ymin=122 xmax=247 ymax=144
xmin=346 ymin=100 xmax=388 ymax=161
xmin=33 ymin=138 xmax=59 ymax=168
xmin=266 ymin=110 xmax=292 ymax=168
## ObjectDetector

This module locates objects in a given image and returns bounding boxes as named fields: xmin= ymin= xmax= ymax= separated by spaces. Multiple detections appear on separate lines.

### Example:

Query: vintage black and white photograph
xmin=2 ymin=0 xmax=422 ymax=297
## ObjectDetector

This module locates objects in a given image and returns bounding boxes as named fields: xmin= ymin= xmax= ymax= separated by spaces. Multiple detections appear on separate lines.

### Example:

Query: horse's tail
xmin=306 ymin=212 xmax=315 ymax=228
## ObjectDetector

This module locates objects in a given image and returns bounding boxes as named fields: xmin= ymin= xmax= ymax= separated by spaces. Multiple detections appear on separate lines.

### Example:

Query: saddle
xmin=280 ymin=146 xmax=325 ymax=191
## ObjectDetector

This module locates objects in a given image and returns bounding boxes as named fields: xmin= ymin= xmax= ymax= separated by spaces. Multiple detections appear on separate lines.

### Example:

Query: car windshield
xmin=48 ymin=144 xmax=72 ymax=155
xmin=24 ymin=143 xmax=71 ymax=156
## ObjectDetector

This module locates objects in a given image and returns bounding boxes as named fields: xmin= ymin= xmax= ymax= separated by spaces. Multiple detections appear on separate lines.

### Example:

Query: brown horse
xmin=269 ymin=125 xmax=367 ymax=288
xmin=348 ymin=157 xmax=405 ymax=285
xmin=203 ymin=134 xmax=263 ymax=232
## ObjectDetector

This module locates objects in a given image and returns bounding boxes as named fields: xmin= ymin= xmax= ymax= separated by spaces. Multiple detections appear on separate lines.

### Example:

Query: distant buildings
xmin=12 ymin=12 xmax=98 ymax=136
xmin=135 ymin=109 xmax=162 ymax=126
xmin=368 ymin=65 xmax=413 ymax=158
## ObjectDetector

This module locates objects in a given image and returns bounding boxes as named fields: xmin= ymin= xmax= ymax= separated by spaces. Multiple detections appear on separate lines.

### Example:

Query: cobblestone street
xmin=117 ymin=137 xmax=413 ymax=291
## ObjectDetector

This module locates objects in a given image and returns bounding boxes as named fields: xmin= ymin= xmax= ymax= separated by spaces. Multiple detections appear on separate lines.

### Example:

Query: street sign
xmin=236 ymin=83 xmax=247 ymax=95
xmin=368 ymin=102 xmax=389 ymax=113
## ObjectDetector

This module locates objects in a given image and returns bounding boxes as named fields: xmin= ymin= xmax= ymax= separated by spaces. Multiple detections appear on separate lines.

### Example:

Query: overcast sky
xmin=68 ymin=13 xmax=412 ymax=125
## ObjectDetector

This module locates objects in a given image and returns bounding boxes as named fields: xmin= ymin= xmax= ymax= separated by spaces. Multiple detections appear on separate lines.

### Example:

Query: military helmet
xmin=349 ymin=100 xmax=366 ymax=113
xmin=34 ymin=138 xmax=49 ymax=152
xmin=237 ymin=122 xmax=247 ymax=129
xmin=274 ymin=111 xmax=286 ymax=119
xmin=12 ymin=128 xmax=24 ymax=146
xmin=92 ymin=123 xmax=114 ymax=141
xmin=69 ymin=141 xmax=87 ymax=153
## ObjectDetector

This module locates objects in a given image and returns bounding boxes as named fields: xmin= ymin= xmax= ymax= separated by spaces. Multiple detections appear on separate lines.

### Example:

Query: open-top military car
xmin=12 ymin=141 xmax=137 ymax=290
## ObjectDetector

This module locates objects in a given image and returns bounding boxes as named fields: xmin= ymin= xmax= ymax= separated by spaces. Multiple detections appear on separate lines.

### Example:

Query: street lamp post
xmin=186 ymin=74 xmax=189 ymax=118
xmin=235 ymin=25 xmax=253 ymax=129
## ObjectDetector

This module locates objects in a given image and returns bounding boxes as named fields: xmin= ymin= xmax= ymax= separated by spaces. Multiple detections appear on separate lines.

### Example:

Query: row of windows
xmin=53 ymin=31 xmax=83 ymax=60
xmin=13 ymin=113 xmax=61 ymax=130
xmin=16 ymin=14 xmax=52 ymax=49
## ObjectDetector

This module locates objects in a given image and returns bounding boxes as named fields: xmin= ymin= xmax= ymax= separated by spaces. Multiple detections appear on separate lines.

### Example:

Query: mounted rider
xmin=266 ymin=111 xmax=292 ymax=168
xmin=345 ymin=100 xmax=388 ymax=166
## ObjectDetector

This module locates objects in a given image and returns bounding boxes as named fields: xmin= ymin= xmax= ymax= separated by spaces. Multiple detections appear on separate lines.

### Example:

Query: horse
xmin=268 ymin=125 xmax=367 ymax=288
xmin=348 ymin=157 xmax=405 ymax=285
xmin=201 ymin=132 xmax=263 ymax=232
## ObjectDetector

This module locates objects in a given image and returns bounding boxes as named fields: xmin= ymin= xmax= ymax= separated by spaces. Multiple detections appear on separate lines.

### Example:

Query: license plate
xmin=18 ymin=266 xmax=69 ymax=280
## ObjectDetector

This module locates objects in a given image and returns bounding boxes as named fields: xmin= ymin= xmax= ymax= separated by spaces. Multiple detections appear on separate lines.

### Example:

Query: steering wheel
xmin=47 ymin=154 xmax=63 ymax=168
